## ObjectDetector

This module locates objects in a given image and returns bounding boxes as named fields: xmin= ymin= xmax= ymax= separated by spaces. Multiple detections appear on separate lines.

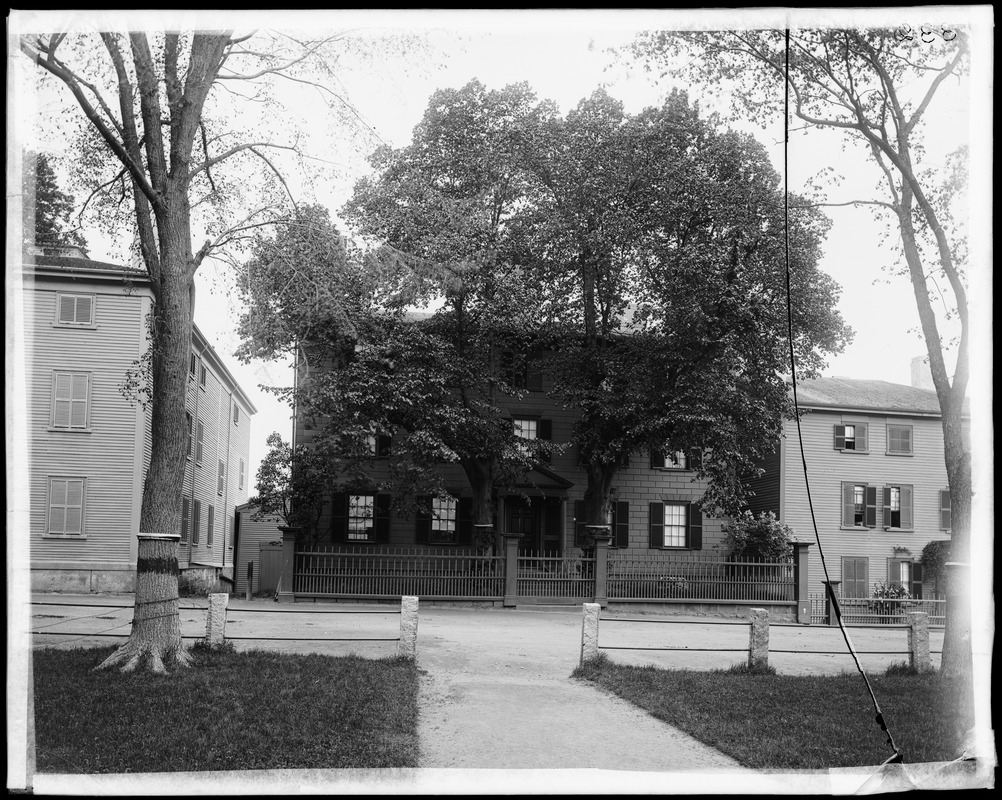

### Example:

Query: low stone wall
xmin=31 ymin=567 xmax=135 ymax=594
xmin=606 ymin=599 xmax=798 ymax=622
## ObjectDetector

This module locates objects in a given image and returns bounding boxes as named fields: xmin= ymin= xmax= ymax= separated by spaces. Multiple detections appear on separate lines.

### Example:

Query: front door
xmin=507 ymin=497 xmax=540 ymax=553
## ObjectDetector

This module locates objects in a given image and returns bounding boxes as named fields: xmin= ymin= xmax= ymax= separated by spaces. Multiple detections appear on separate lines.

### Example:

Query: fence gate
xmin=258 ymin=542 xmax=284 ymax=594
xmin=516 ymin=553 xmax=596 ymax=606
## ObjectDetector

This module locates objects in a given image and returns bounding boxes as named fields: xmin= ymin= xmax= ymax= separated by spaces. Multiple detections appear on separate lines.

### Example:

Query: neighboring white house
xmin=23 ymin=244 xmax=256 ymax=592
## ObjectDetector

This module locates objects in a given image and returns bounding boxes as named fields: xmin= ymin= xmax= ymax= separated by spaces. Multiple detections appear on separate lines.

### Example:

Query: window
xmin=841 ymin=483 xmax=877 ymax=528
xmin=181 ymin=497 xmax=190 ymax=542
xmin=186 ymin=412 xmax=193 ymax=457
xmin=233 ymin=402 xmax=240 ymax=425
xmin=573 ymin=499 xmax=630 ymax=548
xmin=648 ymin=501 xmax=702 ymax=550
xmin=189 ymin=353 xmax=197 ymax=379
xmin=364 ymin=431 xmax=391 ymax=457
xmin=513 ymin=417 xmax=551 ymax=462
xmin=199 ymin=363 xmax=207 ymax=389
xmin=217 ymin=460 xmax=225 ymax=495
xmin=239 ymin=458 xmax=245 ymax=490
xmin=430 ymin=496 xmax=458 ymax=545
xmin=47 ymin=477 xmax=85 ymax=535
xmin=887 ymin=558 xmax=923 ymax=599
xmin=192 ymin=499 xmax=201 ymax=545
xmin=842 ymin=557 xmax=869 ymax=598
xmin=501 ymin=352 xmax=543 ymax=392
xmin=887 ymin=424 xmax=913 ymax=455
xmin=195 ymin=422 xmax=204 ymax=464
xmin=834 ymin=423 xmax=868 ymax=452
xmin=51 ymin=372 xmax=90 ymax=429
xmin=650 ymin=448 xmax=702 ymax=470
xmin=56 ymin=294 xmax=94 ymax=325
xmin=206 ymin=505 xmax=214 ymax=547
xmin=939 ymin=490 xmax=952 ymax=531
xmin=348 ymin=495 xmax=376 ymax=541
xmin=882 ymin=485 xmax=913 ymax=529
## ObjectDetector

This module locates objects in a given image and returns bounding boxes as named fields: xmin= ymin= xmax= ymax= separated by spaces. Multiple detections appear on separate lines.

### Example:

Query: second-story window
xmin=56 ymin=294 xmax=94 ymax=325
xmin=51 ymin=371 xmax=90 ymax=429
xmin=834 ymin=423 xmax=868 ymax=452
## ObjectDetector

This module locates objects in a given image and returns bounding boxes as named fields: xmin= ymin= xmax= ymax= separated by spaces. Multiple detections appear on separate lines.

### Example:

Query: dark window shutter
xmin=687 ymin=503 xmax=703 ymax=550
xmin=574 ymin=499 xmax=587 ymax=548
xmin=526 ymin=360 xmax=543 ymax=392
xmin=940 ymin=490 xmax=952 ymax=530
xmin=332 ymin=493 xmax=348 ymax=542
xmin=457 ymin=497 xmax=473 ymax=547
xmin=834 ymin=424 xmax=846 ymax=450
xmin=864 ymin=486 xmax=877 ymax=528
xmin=537 ymin=419 xmax=552 ymax=463
xmin=613 ymin=501 xmax=629 ymax=548
xmin=650 ymin=449 xmax=666 ymax=469
xmin=415 ymin=496 xmax=431 ymax=545
xmin=841 ymin=483 xmax=855 ymax=526
xmin=911 ymin=563 xmax=923 ymax=598
xmin=376 ymin=434 xmax=392 ymax=457
xmin=375 ymin=494 xmax=391 ymax=543
xmin=648 ymin=502 xmax=664 ymax=548
xmin=181 ymin=497 xmax=190 ymax=542
xmin=689 ymin=448 xmax=702 ymax=470
xmin=857 ymin=424 xmax=868 ymax=452
xmin=543 ymin=498 xmax=562 ymax=548
xmin=882 ymin=487 xmax=892 ymax=528
xmin=207 ymin=505 xmax=214 ymax=546
xmin=619 ymin=451 xmax=630 ymax=468
xmin=901 ymin=485 xmax=913 ymax=529
xmin=500 ymin=351 xmax=515 ymax=386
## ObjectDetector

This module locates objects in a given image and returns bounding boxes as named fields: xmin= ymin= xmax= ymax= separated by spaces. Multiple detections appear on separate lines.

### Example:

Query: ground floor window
xmin=348 ymin=494 xmax=375 ymax=541
xmin=841 ymin=556 xmax=868 ymax=597
xmin=47 ymin=477 xmax=85 ymax=535
xmin=430 ymin=496 xmax=458 ymax=545
xmin=648 ymin=501 xmax=702 ymax=550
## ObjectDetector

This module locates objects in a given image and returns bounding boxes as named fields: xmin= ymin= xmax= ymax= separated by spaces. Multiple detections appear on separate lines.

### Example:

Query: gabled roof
xmin=793 ymin=377 xmax=944 ymax=416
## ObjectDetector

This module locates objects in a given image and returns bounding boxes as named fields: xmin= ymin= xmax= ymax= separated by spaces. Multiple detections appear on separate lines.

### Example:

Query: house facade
xmin=23 ymin=245 xmax=256 ymax=592
xmin=745 ymin=377 xmax=958 ymax=599
xmin=296 ymin=352 xmax=716 ymax=557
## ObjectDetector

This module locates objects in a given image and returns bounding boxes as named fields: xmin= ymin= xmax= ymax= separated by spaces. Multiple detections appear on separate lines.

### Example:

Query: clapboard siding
xmin=29 ymin=281 xmax=149 ymax=564
xmin=234 ymin=505 xmax=283 ymax=595
xmin=780 ymin=408 xmax=951 ymax=595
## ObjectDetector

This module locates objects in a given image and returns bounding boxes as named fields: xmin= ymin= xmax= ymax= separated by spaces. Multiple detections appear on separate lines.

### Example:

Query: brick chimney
xmin=910 ymin=356 xmax=935 ymax=391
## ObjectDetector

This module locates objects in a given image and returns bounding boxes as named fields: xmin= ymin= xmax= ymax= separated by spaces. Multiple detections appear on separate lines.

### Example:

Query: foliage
xmin=22 ymin=150 xmax=87 ymax=249
xmin=722 ymin=512 xmax=795 ymax=561
xmin=33 ymin=647 xmax=419 ymax=772
xmin=920 ymin=539 xmax=952 ymax=593
xmin=573 ymin=660 xmax=963 ymax=768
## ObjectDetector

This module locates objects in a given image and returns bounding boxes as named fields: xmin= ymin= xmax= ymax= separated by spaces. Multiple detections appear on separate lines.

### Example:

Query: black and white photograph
xmin=6 ymin=7 xmax=994 ymax=795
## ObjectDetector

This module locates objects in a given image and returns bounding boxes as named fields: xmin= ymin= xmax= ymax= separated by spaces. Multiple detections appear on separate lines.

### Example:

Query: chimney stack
xmin=910 ymin=356 xmax=935 ymax=391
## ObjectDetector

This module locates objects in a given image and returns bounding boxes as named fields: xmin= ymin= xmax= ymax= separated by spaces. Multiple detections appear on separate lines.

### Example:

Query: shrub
xmin=722 ymin=511 xmax=795 ymax=560
xmin=920 ymin=540 xmax=951 ymax=596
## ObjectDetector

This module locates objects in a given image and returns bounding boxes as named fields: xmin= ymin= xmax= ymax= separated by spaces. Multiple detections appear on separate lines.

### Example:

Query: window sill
xmin=840 ymin=526 xmax=869 ymax=531
xmin=51 ymin=323 xmax=98 ymax=330
xmin=47 ymin=427 xmax=92 ymax=433
xmin=654 ymin=467 xmax=693 ymax=473
xmin=42 ymin=534 xmax=87 ymax=539
xmin=883 ymin=527 xmax=915 ymax=533
xmin=885 ymin=452 xmax=914 ymax=457
xmin=837 ymin=449 xmax=869 ymax=454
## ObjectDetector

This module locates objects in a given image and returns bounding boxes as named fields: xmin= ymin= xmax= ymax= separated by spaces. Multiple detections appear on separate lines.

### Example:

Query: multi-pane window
xmin=834 ymin=423 xmax=868 ymax=452
xmin=841 ymin=483 xmax=877 ymax=528
xmin=886 ymin=424 xmax=913 ymax=455
xmin=186 ymin=412 xmax=194 ymax=457
xmin=513 ymin=418 xmax=538 ymax=443
xmin=939 ymin=490 xmax=952 ymax=531
xmin=217 ymin=460 xmax=225 ymax=495
xmin=199 ymin=364 xmax=207 ymax=388
xmin=888 ymin=557 xmax=923 ymax=598
xmin=650 ymin=448 xmax=701 ymax=470
xmin=648 ymin=501 xmax=702 ymax=550
xmin=195 ymin=422 xmax=204 ymax=464
xmin=47 ymin=477 xmax=85 ymax=535
xmin=51 ymin=372 xmax=90 ymax=429
xmin=189 ymin=353 xmax=197 ymax=379
xmin=348 ymin=495 xmax=375 ymax=541
xmin=882 ymin=485 xmax=913 ymax=529
xmin=661 ymin=503 xmax=687 ymax=547
xmin=853 ymin=484 xmax=866 ymax=527
xmin=430 ymin=496 xmax=458 ymax=545
xmin=513 ymin=418 xmax=550 ymax=461
xmin=233 ymin=403 xmax=240 ymax=425
xmin=56 ymin=294 xmax=94 ymax=325
xmin=239 ymin=458 xmax=245 ymax=490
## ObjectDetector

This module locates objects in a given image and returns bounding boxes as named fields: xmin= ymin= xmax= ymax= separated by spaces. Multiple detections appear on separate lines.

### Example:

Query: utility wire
xmin=782 ymin=26 xmax=901 ymax=765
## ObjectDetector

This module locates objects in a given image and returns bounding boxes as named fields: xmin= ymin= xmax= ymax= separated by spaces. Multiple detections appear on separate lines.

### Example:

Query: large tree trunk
xmin=582 ymin=459 xmax=616 ymax=529
xmin=461 ymin=456 xmax=499 ymax=555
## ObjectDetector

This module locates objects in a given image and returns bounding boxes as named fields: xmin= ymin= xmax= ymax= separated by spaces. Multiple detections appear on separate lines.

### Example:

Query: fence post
xmin=748 ymin=608 xmax=769 ymax=671
xmin=245 ymin=562 xmax=253 ymax=602
xmin=588 ymin=528 xmax=612 ymax=608
xmin=907 ymin=611 xmax=932 ymax=673
xmin=277 ymin=526 xmax=299 ymax=604
xmin=398 ymin=596 xmax=419 ymax=659
xmin=792 ymin=542 xmax=813 ymax=623
xmin=823 ymin=580 xmax=841 ymax=626
xmin=205 ymin=592 xmax=229 ymax=647
xmin=502 ymin=532 xmax=522 ymax=607
xmin=580 ymin=602 xmax=601 ymax=665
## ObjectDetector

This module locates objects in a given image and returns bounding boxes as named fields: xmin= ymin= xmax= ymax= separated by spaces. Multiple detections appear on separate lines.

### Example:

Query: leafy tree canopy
xmin=22 ymin=150 xmax=87 ymax=249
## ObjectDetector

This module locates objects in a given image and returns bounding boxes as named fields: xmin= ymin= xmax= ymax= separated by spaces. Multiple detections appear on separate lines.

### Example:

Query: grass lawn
xmin=33 ymin=645 xmax=420 ymax=774
xmin=574 ymin=658 xmax=963 ymax=769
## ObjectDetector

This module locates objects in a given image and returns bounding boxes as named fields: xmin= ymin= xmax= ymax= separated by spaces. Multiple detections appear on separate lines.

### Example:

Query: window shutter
xmin=186 ymin=413 xmax=193 ymax=456
xmin=864 ymin=486 xmax=877 ymax=528
xmin=689 ymin=448 xmax=702 ymax=470
xmin=181 ymin=497 xmax=190 ymax=542
xmin=70 ymin=374 xmax=88 ymax=427
xmin=53 ymin=373 xmax=71 ymax=427
xmin=331 ymin=493 xmax=348 ymax=542
xmin=190 ymin=353 xmax=196 ymax=376
xmin=196 ymin=422 xmax=204 ymax=463
xmin=500 ymin=352 xmax=515 ymax=386
xmin=218 ymin=460 xmax=225 ymax=494
xmin=457 ymin=497 xmax=473 ymax=547
xmin=58 ymin=295 xmax=76 ymax=323
xmin=376 ymin=434 xmax=392 ymax=457
xmin=841 ymin=483 xmax=855 ymax=527
xmin=911 ymin=563 xmax=923 ymax=598
xmin=207 ymin=505 xmax=214 ymax=547
xmin=901 ymin=486 xmax=913 ymax=529
xmin=526 ymin=360 xmax=543 ymax=392
xmin=856 ymin=424 xmax=868 ymax=452
xmin=375 ymin=494 xmax=391 ymax=543
xmin=648 ymin=502 xmax=664 ymax=548
xmin=233 ymin=404 xmax=240 ymax=425
xmin=574 ymin=499 xmax=587 ymax=548
xmin=940 ymin=490 xmax=952 ymax=530
xmin=650 ymin=449 xmax=666 ymax=469
xmin=619 ymin=451 xmax=630 ymax=468
xmin=882 ymin=487 xmax=892 ymax=528
xmin=833 ymin=425 xmax=846 ymax=450
xmin=76 ymin=296 xmax=92 ymax=324
xmin=415 ymin=496 xmax=431 ymax=545
xmin=613 ymin=501 xmax=630 ymax=549
xmin=192 ymin=500 xmax=201 ymax=544
xmin=537 ymin=419 xmax=552 ymax=463
xmin=688 ymin=503 xmax=703 ymax=550
xmin=199 ymin=364 xmax=207 ymax=387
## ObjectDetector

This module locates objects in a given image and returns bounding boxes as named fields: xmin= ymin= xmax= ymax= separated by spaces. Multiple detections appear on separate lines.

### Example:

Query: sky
xmin=10 ymin=8 xmax=993 ymax=492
